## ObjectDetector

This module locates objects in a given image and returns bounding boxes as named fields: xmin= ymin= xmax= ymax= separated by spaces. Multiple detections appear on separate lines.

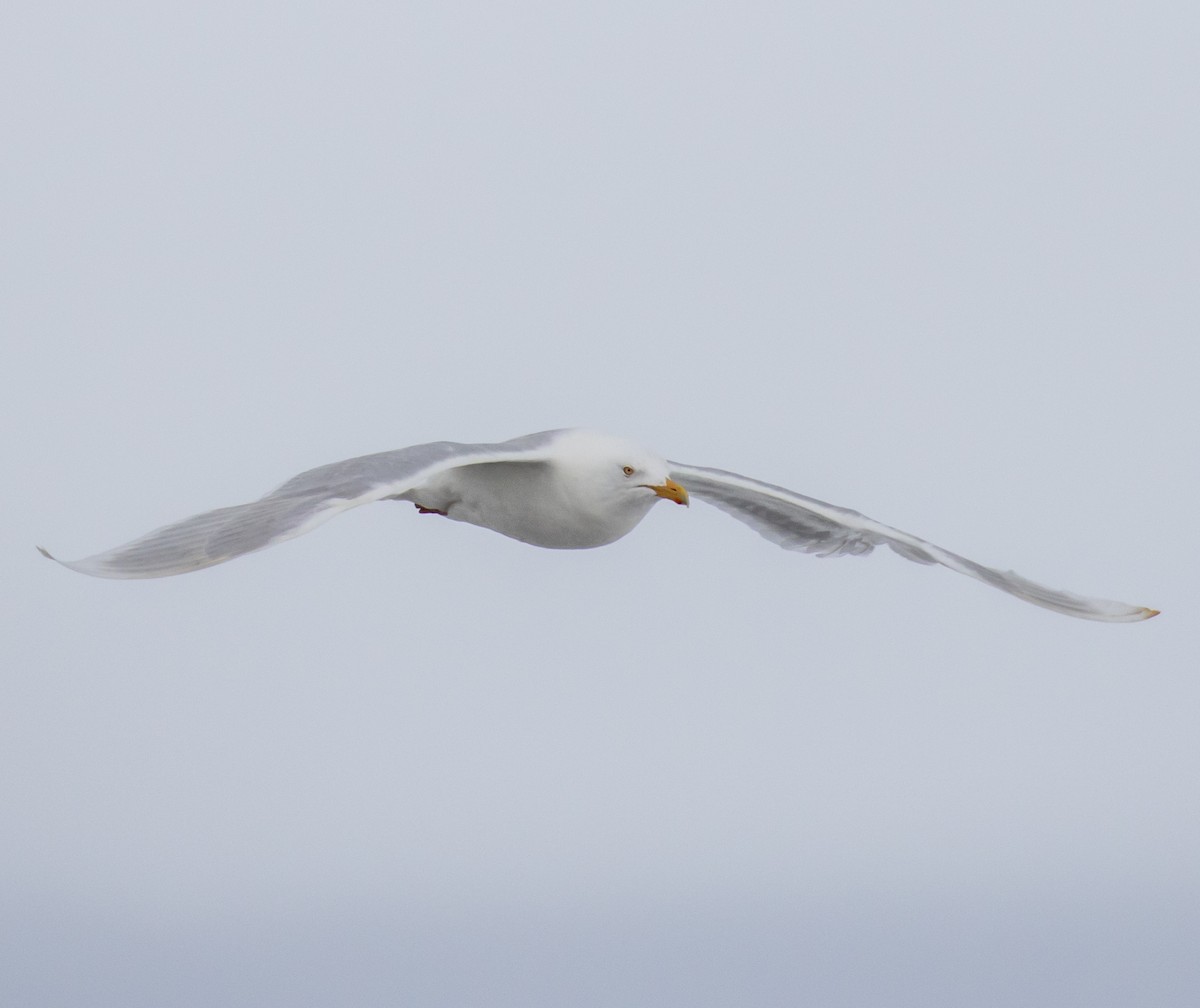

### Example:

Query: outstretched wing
xmin=669 ymin=462 xmax=1158 ymax=623
xmin=40 ymin=431 xmax=563 ymax=579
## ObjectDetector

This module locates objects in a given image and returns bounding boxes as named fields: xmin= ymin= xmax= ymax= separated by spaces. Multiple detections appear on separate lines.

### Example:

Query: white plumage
xmin=39 ymin=428 xmax=1157 ymax=622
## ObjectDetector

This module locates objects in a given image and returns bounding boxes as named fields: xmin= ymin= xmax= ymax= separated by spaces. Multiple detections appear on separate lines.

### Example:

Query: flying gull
xmin=38 ymin=428 xmax=1158 ymax=622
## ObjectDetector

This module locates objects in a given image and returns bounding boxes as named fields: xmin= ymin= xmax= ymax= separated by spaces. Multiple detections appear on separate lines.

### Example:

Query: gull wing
xmin=669 ymin=462 xmax=1157 ymax=623
xmin=40 ymin=431 xmax=562 ymax=579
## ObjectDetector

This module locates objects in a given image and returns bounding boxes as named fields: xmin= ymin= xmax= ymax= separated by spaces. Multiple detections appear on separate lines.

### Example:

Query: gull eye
xmin=622 ymin=465 xmax=635 ymax=477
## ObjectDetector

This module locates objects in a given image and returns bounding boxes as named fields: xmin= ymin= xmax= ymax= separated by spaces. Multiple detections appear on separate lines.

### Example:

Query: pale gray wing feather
xmin=40 ymin=431 xmax=562 ymax=579
xmin=669 ymin=462 xmax=1157 ymax=623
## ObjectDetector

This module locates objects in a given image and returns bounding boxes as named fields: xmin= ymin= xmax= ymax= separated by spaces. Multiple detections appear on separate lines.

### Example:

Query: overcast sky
xmin=3 ymin=2 xmax=1198 ymax=1005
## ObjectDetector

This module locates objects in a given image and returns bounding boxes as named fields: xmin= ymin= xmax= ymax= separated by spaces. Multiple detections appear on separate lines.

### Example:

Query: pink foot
xmin=415 ymin=504 xmax=448 ymax=516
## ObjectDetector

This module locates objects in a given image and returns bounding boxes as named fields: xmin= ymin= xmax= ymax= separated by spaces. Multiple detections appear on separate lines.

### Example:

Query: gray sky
xmin=4 ymin=2 xmax=1198 ymax=1005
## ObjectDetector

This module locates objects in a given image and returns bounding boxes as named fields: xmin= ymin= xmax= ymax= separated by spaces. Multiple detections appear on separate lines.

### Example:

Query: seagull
xmin=38 ymin=428 xmax=1157 ymax=622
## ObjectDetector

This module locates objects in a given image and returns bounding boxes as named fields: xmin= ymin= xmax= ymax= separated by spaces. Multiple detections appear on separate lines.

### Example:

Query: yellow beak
xmin=646 ymin=478 xmax=689 ymax=506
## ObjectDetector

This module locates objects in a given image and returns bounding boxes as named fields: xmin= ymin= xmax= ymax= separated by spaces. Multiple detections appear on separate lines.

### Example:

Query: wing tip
xmin=37 ymin=544 xmax=122 ymax=579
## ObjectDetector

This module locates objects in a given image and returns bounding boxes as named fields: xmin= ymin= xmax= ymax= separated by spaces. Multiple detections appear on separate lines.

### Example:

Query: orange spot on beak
xmin=646 ymin=478 xmax=689 ymax=506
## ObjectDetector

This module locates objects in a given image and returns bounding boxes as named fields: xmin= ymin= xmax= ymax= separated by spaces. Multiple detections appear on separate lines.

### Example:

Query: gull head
xmin=552 ymin=429 xmax=688 ymax=509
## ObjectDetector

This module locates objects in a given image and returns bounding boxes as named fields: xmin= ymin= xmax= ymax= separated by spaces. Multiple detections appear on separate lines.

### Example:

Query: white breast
xmin=413 ymin=459 xmax=654 ymax=550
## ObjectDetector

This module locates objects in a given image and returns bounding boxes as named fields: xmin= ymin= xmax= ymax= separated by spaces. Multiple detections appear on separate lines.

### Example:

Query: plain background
xmin=3 ymin=2 xmax=1197 ymax=1005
